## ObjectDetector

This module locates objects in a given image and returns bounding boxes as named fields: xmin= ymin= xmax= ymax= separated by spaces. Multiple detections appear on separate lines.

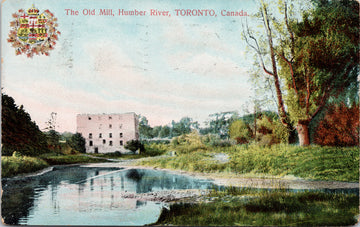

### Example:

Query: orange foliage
xmin=314 ymin=103 xmax=359 ymax=146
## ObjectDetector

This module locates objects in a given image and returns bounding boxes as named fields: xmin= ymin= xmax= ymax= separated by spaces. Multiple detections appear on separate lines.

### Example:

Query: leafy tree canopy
xmin=2 ymin=93 xmax=48 ymax=156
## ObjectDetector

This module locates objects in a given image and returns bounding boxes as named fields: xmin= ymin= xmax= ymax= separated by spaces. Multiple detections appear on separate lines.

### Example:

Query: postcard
xmin=1 ymin=0 xmax=359 ymax=226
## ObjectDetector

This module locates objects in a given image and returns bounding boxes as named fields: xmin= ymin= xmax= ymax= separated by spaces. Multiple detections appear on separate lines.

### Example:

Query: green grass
xmin=40 ymin=154 xmax=109 ymax=165
xmin=91 ymin=143 xmax=169 ymax=160
xmin=138 ymin=144 xmax=359 ymax=182
xmin=1 ymin=156 xmax=49 ymax=178
xmin=156 ymin=190 xmax=359 ymax=226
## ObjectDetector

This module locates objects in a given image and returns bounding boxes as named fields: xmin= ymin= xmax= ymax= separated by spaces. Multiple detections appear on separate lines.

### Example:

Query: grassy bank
xmin=138 ymin=144 xmax=359 ymax=182
xmin=1 ymin=156 xmax=49 ymax=178
xmin=1 ymin=153 xmax=110 ymax=178
xmin=91 ymin=143 xmax=168 ymax=160
xmin=39 ymin=153 xmax=110 ymax=165
xmin=157 ymin=188 xmax=359 ymax=226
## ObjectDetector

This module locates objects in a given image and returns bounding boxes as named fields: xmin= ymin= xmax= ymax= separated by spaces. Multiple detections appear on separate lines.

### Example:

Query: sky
xmin=1 ymin=0 xmax=260 ymax=133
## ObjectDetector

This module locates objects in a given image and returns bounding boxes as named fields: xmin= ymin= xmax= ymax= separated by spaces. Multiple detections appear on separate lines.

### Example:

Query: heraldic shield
xmin=17 ymin=5 xmax=48 ymax=44
xmin=8 ymin=4 xmax=60 ymax=57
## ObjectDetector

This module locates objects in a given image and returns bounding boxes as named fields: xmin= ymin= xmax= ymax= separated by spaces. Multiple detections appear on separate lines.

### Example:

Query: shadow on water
xmin=126 ymin=169 xmax=145 ymax=182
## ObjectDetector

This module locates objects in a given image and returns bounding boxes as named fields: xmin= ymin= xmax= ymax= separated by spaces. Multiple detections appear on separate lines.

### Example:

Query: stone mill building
xmin=76 ymin=113 xmax=139 ymax=153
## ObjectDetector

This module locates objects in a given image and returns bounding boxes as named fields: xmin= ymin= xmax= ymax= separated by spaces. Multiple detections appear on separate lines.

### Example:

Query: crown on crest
xmin=27 ymin=4 xmax=39 ymax=15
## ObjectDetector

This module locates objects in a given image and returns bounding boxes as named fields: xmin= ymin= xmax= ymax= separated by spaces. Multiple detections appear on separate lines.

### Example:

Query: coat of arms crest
xmin=7 ymin=5 xmax=60 ymax=57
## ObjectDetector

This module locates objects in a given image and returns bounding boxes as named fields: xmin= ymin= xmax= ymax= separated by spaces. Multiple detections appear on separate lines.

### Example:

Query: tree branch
xmin=274 ymin=48 xmax=298 ymax=95
xmin=242 ymin=20 xmax=274 ymax=76
xmin=284 ymin=0 xmax=295 ymax=57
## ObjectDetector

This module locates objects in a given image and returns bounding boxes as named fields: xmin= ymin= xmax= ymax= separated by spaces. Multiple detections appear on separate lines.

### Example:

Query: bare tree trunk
xmin=296 ymin=120 xmax=310 ymax=146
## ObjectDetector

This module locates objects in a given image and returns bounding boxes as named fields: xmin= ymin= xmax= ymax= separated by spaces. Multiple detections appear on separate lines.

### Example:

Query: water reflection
xmin=2 ymin=167 xmax=214 ymax=225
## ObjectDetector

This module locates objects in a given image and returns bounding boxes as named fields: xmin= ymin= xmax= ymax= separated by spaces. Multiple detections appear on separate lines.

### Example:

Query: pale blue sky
xmin=2 ymin=0 xmax=260 ymax=132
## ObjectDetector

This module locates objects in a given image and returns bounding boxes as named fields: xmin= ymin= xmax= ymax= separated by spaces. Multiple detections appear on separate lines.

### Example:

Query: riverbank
xmin=83 ymin=160 xmax=359 ymax=190
xmin=1 ymin=154 xmax=111 ymax=178
xmin=2 ymin=159 xmax=358 ymax=226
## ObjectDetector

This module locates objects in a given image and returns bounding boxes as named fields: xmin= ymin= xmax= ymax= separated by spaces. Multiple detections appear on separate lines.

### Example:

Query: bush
xmin=229 ymin=120 xmax=252 ymax=144
xmin=201 ymin=134 xmax=234 ymax=147
xmin=170 ymin=131 xmax=207 ymax=154
xmin=314 ymin=103 xmax=359 ymax=146
xmin=124 ymin=140 xmax=145 ymax=153
xmin=68 ymin=132 xmax=86 ymax=153
xmin=255 ymin=116 xmax=288 ymax=145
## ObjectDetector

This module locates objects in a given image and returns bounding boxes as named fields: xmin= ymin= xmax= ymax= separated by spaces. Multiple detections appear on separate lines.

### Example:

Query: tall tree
xmin=138 ymin=115 xmax=154 ymax=139
xmin=244 ymin=0 xmax=359 ymax=145
xmin=1 ymin=93 xmax=48 ymax=156
xmin=201 ymin=111 xmax=238 ymax=138
xmin=69 ymin=132 xmax=86 ymax=153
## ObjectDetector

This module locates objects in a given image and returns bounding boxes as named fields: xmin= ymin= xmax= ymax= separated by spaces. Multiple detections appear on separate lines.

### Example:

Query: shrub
xmin=201 ymin=134 xmax=234 ymax=147
xmin=255 ymin=116 xmax=288 ymax=145
xmin=68 ymin=132 xmax=86 ymax=153
xmin=314 ymin=103 xmax=359 ymax=146
xmin=124 ymin=140 xmax=145 ymax=153
xmin=229 ymin=120 xmax=252 ymax=144
xmin=170 ymin=131 xmax=207 ymax=154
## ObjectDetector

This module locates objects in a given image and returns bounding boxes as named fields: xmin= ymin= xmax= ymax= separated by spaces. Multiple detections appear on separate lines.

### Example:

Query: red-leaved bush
xmin=314 ymin=103 xmax=359 ymax=146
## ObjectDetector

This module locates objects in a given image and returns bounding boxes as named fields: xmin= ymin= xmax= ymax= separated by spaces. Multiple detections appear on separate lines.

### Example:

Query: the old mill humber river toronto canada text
xmin=64 ymin=8 xmax=249 ymax=17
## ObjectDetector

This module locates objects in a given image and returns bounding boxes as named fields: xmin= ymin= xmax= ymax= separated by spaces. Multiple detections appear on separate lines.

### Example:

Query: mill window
xmin=89 ymin=141 xmax=93 ymax=146
xmin=120 ymin=133 xmax=123 ymax=138
xmin=109 ymin=141 xmax=113 ymax=146
xmin=120 ymin=140 xmax=123 ymax=146
xmin=109 ymin=133 xmax=112 ymax=138
xmin=89 ymin=133 xmax=92 ymax=139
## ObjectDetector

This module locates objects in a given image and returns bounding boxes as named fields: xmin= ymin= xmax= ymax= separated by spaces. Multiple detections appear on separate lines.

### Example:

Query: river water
xmin=1 ymin=166 xmax=215 ymax=226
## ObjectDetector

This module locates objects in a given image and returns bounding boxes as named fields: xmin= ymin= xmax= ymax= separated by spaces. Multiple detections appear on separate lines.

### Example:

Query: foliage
xmin=156 ymin=190 xmax=358 ymax=226
xmin=256 ymin=116 xmax=289 ymax=145
xmin=1 ymin=155 xmax=49 ymax=178
xmin=1 ymin=93 xmax=48 ymax=156
xmin=245 ymin=0 xmax=359 ymax=145
xmin=201 ymin=134 xmax=233 ymax=147
xmin=171 ymin=117 xmax=198 ymax=137
xmin=44 ymin=112 xmax=58 ymax=131
xmin=138 ymin=115 xmax=198 ymax=139
xmin=229 ymin=119 xmax=252 ymax=144
xmin=282 ymin=0 xmax=359 ymax=124
xmin=200 ymin=111 xmax=239 ymax=139
xmin=68 ymin=132 xmax=86 ymax=153
xmin=170 ymin=131 xmax=207 ymax=154
xmin=158 ymin=125 xmax=171 ymax=138
xmin=144 ymin=143 xmax=169 ymax=156
xmin=44 ymin=130 xmax=60 ymax=146
xmin=314 ymin=103 xmax=359 ymax=146
xmin=124 ymin=140 xmax=145 ymax=153
xmin=139 ymin=144 xmax=359 ymax=182
xmin=138 ymin=115 xmax=154 ymax=139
